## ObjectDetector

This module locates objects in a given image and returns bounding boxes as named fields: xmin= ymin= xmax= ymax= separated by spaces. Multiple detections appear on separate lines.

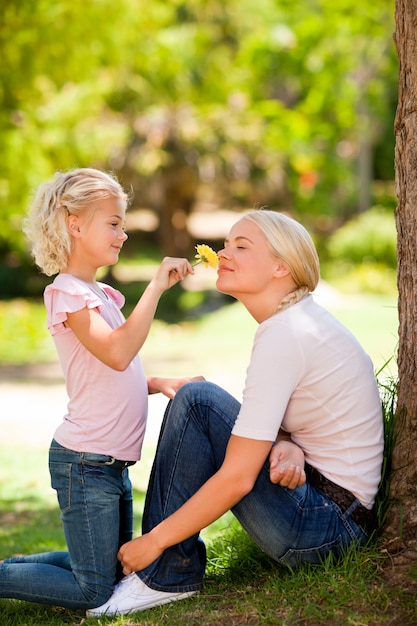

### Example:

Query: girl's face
xmin=70 ymin=197 xmax=128 ymax=270
xmin=216 ymin=218 xmax=285 ymax=300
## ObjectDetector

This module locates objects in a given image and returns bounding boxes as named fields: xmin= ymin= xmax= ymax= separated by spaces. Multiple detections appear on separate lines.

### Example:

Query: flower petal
xmin=194 ymin=244 xmax=219 ymax=269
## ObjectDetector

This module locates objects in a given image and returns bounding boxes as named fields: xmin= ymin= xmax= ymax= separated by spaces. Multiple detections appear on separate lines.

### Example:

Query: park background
xmin=1 ymin=1 xmax=412 ymax=625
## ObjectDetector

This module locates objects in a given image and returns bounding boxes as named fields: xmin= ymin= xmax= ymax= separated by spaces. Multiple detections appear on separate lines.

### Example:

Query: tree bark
xmin=385 ymin=0 xmax=417 ymax=550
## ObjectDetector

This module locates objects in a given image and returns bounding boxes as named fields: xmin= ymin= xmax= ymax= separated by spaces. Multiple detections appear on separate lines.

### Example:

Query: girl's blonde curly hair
xmin=243 ymin=210 xmax=320 ymax=313
xmin=23 ymin=168 xmax=128 ymax=276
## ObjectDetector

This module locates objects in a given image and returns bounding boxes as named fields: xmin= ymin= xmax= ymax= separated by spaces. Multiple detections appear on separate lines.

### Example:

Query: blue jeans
xmin=0 ymin=439 xmax=134 ymax=609
xmin=138 ymin=381 xmax=368 ymax=593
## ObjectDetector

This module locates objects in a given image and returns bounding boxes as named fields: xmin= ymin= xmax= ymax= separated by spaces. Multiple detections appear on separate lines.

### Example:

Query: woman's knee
xmin=171 ymin=380 xmax=217 ymax=414
xmin=174 ymin=381 xmax=236 ymax=415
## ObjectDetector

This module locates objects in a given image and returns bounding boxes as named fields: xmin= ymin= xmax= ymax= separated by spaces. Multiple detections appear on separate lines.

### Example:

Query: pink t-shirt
xmin=44 ymin=273 xmax=148 ymax=461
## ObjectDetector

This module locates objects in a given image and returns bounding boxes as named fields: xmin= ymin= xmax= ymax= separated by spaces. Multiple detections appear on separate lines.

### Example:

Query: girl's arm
xmin=147 ymin=376 xmax=205 ymax=399
xmin=65 ymin=257 xmax=193 ymax=370
xmin=118 ymin=435 xmax=272 ymax=574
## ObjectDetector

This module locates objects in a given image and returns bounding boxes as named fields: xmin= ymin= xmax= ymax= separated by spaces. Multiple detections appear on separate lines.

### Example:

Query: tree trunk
xmin=384 ymin=0 xmax=417 ymax=551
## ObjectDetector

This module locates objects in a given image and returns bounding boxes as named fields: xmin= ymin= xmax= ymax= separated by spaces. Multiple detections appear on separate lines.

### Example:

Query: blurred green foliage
xmin=0 ymin=0 xmax=397 ymax=296
xmin=327 ymin=207 xmax=397 ymax=268
xmin=322 ymin=206 xmax=397 ymax=294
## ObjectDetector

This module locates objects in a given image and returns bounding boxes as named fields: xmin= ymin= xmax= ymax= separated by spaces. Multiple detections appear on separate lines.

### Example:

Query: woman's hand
xmin=118 ymin=533 xmax=162 ymax=575
xmin=118 ymin=438 xmax=274 ymax=574
xmin=148 ymin=376 xmax=205 ymax=399
xmin=269 ymin=439 xmax=306 ymax=489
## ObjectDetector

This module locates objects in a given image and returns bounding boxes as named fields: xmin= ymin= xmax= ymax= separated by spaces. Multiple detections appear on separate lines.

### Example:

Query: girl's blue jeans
xmin=138 ymin=381 xmax=368 ymax=593
xmin=0 ymin=439 xmax=134 ymax=609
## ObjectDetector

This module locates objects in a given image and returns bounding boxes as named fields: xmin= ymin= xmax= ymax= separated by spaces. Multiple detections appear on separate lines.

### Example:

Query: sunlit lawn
xmin=1 ymin=288 xmax=413 ymax=626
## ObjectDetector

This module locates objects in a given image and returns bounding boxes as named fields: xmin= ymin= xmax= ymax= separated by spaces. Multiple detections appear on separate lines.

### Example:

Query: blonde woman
xmin=0 ymin=168 xmax=201 ymax=610
xmin=89 ymin=209 xmax=384 ymax=618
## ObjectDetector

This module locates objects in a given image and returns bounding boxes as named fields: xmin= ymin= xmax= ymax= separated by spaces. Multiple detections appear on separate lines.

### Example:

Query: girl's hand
xmin=269 ymin=439 xmax=306 ymax=489
xmin=148 ymin=376 xmax=205 ymax=399
xmin=150 ymin=257 xmax=194 ymax=292
xmin=118 ymin=533 xmax=161 ymax=575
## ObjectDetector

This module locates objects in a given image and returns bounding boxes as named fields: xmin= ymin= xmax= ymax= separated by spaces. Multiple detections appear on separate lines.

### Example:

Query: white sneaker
xmin=86 ymin=573 xmax=197 ymax=617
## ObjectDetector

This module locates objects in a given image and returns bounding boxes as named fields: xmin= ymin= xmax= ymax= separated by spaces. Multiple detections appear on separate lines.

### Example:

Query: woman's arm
xmin=118 ymin=435 xmax=272 ymax=574
xmin=269 ymin=438 xmax=306 ymax=488
xmin=65 ymin=257 xmax=193 ymax=370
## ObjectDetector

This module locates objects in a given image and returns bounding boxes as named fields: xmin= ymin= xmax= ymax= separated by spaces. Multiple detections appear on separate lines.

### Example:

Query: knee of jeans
xmin=179 ymin=380 xmax=210 ymax=396
xmin=174 ymin=380 xmax=214 ymax=408
xmin=170 ymin=382 xmax=193 ymax=413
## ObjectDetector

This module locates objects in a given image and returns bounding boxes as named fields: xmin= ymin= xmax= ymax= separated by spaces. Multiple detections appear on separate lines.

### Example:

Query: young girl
xmin=0 ymin=167 xmax=201 ymax=610
xmin=88 ymin=209 xmax=384 ymax=617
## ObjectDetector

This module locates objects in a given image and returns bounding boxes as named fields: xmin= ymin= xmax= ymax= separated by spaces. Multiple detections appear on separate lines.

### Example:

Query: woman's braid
xmin=274 ymin=285 xmax=309 ymax=314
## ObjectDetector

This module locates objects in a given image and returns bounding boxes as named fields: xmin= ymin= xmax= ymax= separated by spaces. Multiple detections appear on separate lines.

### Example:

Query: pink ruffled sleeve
xmin=44 ymin=275 xmax=124 ymax=336
xmin=99 ymin=283 xmax=125 ymax=309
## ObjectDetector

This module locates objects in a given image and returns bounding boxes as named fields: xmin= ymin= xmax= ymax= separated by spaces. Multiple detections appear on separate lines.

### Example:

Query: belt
xmin=305 ymin=463 xmax=377 ymax=536
xmin=103 ymin=458 xmax=136 ymax=469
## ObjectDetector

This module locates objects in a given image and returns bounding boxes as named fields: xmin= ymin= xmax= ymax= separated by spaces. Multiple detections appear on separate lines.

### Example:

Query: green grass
xmin=1 ymin=442 xmax=416 ymax=626
xmin=0 ymin=290 xmax=412 ymax=625
xmin=1 ymin=488 xmax=416 ymax=625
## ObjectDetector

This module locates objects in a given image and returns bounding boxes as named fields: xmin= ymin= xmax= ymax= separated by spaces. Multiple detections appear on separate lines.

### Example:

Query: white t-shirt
xmin=44 ymin=273 xmax=148 ymax=461
xmin=232 ymin=295 xmax=383 ymax=508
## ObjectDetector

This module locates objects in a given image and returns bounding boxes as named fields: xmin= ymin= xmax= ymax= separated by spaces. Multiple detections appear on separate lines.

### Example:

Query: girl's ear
xmin=67 ymin=215 xmax=81 ymax=237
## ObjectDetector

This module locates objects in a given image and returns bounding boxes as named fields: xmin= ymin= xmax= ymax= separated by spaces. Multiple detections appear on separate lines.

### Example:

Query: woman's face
xmin=216 ymin=218 xmax=283 ymax=299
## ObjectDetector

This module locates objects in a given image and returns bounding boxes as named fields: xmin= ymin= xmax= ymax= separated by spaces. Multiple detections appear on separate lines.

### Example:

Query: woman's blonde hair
xmin=24 ymin=168 xmax=128 ymax=276
xmin=243 ymin=209 xmax=320 ymax=313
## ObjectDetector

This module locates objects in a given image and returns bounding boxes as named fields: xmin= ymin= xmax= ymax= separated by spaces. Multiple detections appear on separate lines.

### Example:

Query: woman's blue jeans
xmin=138 ymin=381 xmax=368 ymax=593
xmin=0 ymin=439 xmax=134 ymax=609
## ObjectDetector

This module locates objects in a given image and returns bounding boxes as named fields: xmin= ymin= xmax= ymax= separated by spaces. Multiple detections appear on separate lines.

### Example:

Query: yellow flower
xmin=193 ymin=244 xmax=219 ymax=269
